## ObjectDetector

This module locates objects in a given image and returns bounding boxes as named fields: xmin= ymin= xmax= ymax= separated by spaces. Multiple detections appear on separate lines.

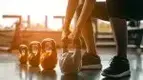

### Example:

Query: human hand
xmin=61 ymin=28 xmax=71 ymax=42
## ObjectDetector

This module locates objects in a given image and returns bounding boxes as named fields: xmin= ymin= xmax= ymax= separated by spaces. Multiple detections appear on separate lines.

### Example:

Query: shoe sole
xmin=81 ymin=64 xmax=102 ymax=70
xmin=101 ymin=70 xmax=131 ymax=78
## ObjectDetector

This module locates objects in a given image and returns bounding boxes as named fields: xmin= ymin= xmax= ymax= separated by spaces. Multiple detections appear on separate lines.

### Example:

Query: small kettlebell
xmin=28 ymin=41 xmax=41 ymax=67
xmin=40 ymin=38 xmax=57 ymax=70
xmin=19 ymin=44 xmax=28 ymax=64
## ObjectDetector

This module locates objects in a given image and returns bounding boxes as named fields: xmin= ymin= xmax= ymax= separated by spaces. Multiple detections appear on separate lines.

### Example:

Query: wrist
xmin=63 ymin=24 xmax=70 ymax=31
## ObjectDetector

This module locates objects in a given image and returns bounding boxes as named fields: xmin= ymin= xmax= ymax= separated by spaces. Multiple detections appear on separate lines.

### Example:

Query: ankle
xmin=116 ymin=55 xmax=127 ymax=59
xmin=85 ymin=51 xmax=99 ymax=57
xmin=117 ymin=51 xmax=127 ymax=58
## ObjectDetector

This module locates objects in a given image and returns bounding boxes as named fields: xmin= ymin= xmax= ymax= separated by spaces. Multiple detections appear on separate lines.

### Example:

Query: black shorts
xmin=92 ymin=0 xmax=143 ymax=21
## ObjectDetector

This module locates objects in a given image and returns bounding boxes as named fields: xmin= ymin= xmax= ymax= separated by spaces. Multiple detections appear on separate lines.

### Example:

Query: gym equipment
xmin=0 ymin=15 xmax=22 ymax=52
xmin=28 ymin=41 xmax=41 ymax=67
xmin=40 ymin=38 xmax=57 ymax=71
xmin=128 ymin=20 xmax=143 ymax=54
xmin=59 ymin=37 xmax=82 ymax=74
xmin=19 ymin=44 xmax=28 ymax=64
xmin=128 ymin=20 xmax=143 ymax=49
xmin=90 ymin=2 xmax=143 ymax=49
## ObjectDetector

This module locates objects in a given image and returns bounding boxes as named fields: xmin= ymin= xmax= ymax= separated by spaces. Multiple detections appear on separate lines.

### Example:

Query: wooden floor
xmin=0 ymin=48 xmax=142 ymax=80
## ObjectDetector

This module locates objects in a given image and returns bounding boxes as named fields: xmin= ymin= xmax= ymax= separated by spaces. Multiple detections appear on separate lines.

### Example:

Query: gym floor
xmin=0 ymin=48 xmax=142 ymax=80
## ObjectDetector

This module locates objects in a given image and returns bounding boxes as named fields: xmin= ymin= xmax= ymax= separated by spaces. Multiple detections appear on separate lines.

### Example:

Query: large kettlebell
xmin=28 ymin=41 xmax=41 ymax=67
xmin=40 ymin=38 xmax=57 ymax=71
xmin=59 ymin=37 xmax=82 ymax=74
xmin=19 ymin=44 xmax=28 ymax=64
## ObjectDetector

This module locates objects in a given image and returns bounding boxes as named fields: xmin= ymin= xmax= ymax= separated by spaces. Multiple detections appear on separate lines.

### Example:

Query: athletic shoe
xmin=81 ymin=52 xmax=102 ymax=70
xmin=102 ymin=56 xmax=130 ymax=78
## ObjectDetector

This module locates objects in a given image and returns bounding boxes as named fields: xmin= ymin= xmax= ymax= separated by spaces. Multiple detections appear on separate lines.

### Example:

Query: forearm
xmin=76 ymin=0 xmax=95 ymax=31
xmin=64 ymin=0 xmax=79 ymax=31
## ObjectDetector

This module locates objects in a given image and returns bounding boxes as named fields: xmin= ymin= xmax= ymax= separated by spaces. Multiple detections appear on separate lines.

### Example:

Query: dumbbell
xmin=19 ymin=44 xmax=28 ymax=64
xmin=40 ymin=38 xmax=57 ymax=71
xmin=28 ymin=41 xmax=41 ymax=67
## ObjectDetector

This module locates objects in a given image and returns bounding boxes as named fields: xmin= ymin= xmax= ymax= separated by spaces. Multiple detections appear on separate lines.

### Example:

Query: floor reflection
xmin=61 ymin=74 xmax=80 ymax=80
xmin=60 ymin=70 xmax=101 ymax=80
xmin=18 ymin=65 xmax=57 ymax=80
xmin=1 ymin=48 xmax=143 ymax=80
xmin=27 ymin=66 xmax=41 ymax=80
xmin=131 ymin=54 xmax=143 ymax=80
xmin=79 ymin=70 xmax=101 ymax=80
xmin=40 ymin=70 xmax=57 ymax=80
xmin=102 ymin=76 xmax=130 ymax=80
xmin=18 ymin=65 xmax=28 ymax=80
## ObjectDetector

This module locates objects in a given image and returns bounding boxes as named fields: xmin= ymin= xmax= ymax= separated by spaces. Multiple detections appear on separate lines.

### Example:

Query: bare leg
xmin=81 ymin=19 xmax=97 ymax=55
xmin=75 ymin=4 xmax=98 ymax=56
xmin=76 ymin=1 xmax=102 ymax=70
xmin=110 ymin=17 xmax=127 ymax=58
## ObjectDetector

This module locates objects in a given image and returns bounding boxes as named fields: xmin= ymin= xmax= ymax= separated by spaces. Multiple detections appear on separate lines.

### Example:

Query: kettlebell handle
xmin=29 ymin=42 xmax=41 ymax=54
xmin=19 ymin=45 xmax=28 ymax=55
xmin=41 ymin=38 xmax=56 ymax=53
xmin=62 ymin=37 xmax=81 ymax=53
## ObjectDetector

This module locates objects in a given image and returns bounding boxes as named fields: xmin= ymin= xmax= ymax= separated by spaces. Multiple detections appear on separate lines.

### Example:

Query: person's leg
xmin=102 ymin=17 xmax=130 ymax=78
xmin=110 ymin=18 xmax=128 ymax=58
xmin=76 ymin=4 xmax=97 ymax=55
xmin=102 ymin=0 xmax=130 ymax=78
xmin=75 ymin=1 xmax=102 ymax=70
xmin=81 ymin=19 xmax=97 ymax=54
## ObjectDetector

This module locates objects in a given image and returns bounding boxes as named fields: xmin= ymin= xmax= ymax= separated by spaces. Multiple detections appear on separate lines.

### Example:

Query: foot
xmin=102 ymin=56 xmax=130 ymax=78
xmin=81 ymin=52 xmax=102 ymax=70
